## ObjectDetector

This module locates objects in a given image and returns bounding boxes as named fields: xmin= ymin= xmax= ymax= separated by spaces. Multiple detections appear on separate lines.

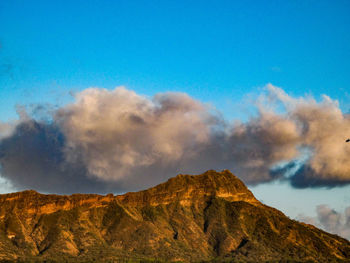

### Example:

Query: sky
xmin=1 ymin=0 xmax=350 ymax=239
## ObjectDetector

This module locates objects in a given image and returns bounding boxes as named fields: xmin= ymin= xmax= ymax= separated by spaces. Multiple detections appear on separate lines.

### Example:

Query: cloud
xmin=0 ymin=121 xmax=16 ymax=140
xmin=0 ymin=87 xmax=225 ymax=193
xmin=0 ymin=85 xmax=350 ymax=193
xmin=55 ymin=87 xmax=222 ymax=183
xmin=227 ymin=109 xmax=301 ymax=184
xmin=265 ymin=84 xmax=350 ymax=187
xmin=217 ymin=83 xmax=350 ymax=187
xmin=298 ymin=205 xmax=350 ymax=240
xmin=0 ymin=120 xmax=108 ymax=194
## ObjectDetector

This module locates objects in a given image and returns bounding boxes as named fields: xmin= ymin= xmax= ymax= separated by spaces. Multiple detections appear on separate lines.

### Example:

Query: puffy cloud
xmin=228 ymin=111 xmax=300 ymax=184
xmin=0 ymin=87 xmax=225 ymax=193
xmin=0 ymin=85 xmax=350 ymax=193
xmin=215 ymin=83 xmax=350 ymax=186
xmin=266 ymin=84 xmax=350 ymax=187
xmin=0 ymin=120 xmax=108 ymax=194
xmin=56 ymin=87 xmax=220 ymax=182
xmin=298 ymin=205 xmax=350 ymax=240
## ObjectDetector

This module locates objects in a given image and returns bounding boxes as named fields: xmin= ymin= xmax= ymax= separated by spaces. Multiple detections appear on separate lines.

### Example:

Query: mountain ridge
xmin=0 ymin=170 xmax=259 ymax=213
xmin=0 ymin=170 xmax=349 ymax=262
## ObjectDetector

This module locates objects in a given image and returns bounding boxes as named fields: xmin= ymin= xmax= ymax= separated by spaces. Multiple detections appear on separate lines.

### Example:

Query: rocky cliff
xmin=0 ymin=170 xmax=349 ymax=262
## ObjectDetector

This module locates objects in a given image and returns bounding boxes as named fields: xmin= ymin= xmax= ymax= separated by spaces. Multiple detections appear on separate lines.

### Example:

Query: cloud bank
xmin=1 ymin=85 xmax=350 ymax=193
xmin=298 ymin=205 xmax=350 ymax=240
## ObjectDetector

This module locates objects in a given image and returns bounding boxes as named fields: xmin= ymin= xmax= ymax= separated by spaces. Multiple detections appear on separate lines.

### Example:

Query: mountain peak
xmin=117 ymin=170 xmax=260 ymax=206
xmin=0 ymin=170 xmax=349 ymax=262
xmin=164 ymin=169 xmax=253 ymax=200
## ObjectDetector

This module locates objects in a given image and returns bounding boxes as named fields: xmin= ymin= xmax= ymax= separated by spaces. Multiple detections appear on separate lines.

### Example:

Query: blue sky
xmin=1 ymin=0 xmax=350 ymax=223
xmin=1 ymin=0 xmax=350 ymax=120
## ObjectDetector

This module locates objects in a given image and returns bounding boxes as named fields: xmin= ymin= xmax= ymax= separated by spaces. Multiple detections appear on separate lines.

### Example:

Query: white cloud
xmin=1 ymin=85 xmax=350 ymax=193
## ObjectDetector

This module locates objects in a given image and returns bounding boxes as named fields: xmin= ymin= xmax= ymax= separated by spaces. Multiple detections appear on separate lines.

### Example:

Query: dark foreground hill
xmin=0 ymin=170 xmax=349 ymax=262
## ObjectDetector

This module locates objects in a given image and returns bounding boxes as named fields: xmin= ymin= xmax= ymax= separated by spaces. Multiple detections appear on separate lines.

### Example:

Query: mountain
xmin=0 ymin=170 xmax=349 ymax=262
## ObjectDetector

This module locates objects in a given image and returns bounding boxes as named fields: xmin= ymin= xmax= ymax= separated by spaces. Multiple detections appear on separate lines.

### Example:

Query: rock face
xmin=0 ymin=170 xmax=349 ymax=262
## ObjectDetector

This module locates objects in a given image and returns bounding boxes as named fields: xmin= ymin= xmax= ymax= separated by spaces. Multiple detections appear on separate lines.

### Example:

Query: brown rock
xmin=0 ymin=170 xmax=348 ymax=262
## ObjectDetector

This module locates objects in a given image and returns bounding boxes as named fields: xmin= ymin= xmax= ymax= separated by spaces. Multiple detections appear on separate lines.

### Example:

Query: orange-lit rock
xmin=0 ymin=170 xmax=349 ymax=262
